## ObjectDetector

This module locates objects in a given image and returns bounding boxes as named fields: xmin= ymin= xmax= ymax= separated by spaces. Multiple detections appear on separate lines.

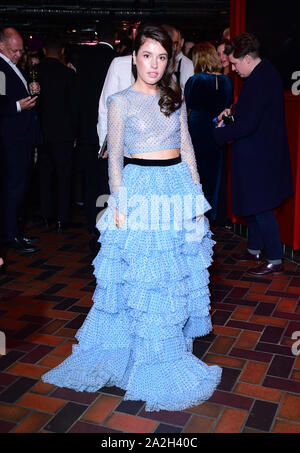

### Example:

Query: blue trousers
xmin=246 ymin=210 xmax=283 ymax=261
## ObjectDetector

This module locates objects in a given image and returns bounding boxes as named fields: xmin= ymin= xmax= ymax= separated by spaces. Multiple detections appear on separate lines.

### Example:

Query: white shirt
xmin=175 ymin=52 xmax=194 ymax=92
xmin=97 ymin=55 xmax=134 ymax=147
xmin=0 ymin=52 xmax=29 ymax=112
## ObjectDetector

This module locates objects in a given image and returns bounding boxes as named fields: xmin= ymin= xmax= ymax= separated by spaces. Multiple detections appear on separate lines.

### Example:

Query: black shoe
xmin=6 ymin=237 xmax=39 ymax=254
xmin=19 ymin=235 xmax=40 ymax=245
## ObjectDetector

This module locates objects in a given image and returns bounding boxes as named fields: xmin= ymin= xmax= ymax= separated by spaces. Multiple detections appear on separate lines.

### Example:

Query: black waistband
xmin=124 ymin=156 xmax=181 ymax=167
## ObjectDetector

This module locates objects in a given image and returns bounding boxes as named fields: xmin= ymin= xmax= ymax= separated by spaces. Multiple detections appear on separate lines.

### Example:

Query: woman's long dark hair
xmin=132 ymin=23 xmax=182 ymax=116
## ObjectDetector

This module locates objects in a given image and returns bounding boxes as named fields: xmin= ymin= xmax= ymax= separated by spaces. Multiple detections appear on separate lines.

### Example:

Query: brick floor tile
xmin=272 ymin=420 xmax=300 ymax=433
xmin=26 ymin=333 xmax=65 ymax=346
xmin=52 ymin=388 xmax=98 ymax=405
xmin=19 ymin=345 xmax=54 ymax=364
xmin=139 ymin=408 xmax=191 ymax=426
xmin=183 ymin=415 xmax=215 ymax=433
xmin=0 ymin=318 xmax=26 ymax=330
xmin=240 ymin=362 xmax=269 ymax=384
xmin=0 ymin=420 xmax=16 ymax=432
xmin=278 ymin=394 xmax=300 ymax=422
xmin=209 ymin=336 xmax=236 ymax=354
xmin=44 ymin=402 xmax=88 ymax=432
xmin=69 ymin=421 xmax=121 ymax=433
xmin=230 ymin=348 xmax=272 ymax=363
xmin=6 ymin=363 xmax=47 ymax=379
xmin=218 ymin=367 xmax=241 ymax=392
xmin=116 ymin=400 xmax=145 ymax=415
xmin=212 ymin=326 xmax=241 ymax=337
xmin=154 ymin=423 xmax=182 ymax=433
xmin=0 ymin=350 xmax=26 ymax=371
xmin=214 ymin=408 xmax=248 ymax=433
xmin=235 ymin=331 xmax=261 ymax=349
xmin=0 ymin=402 xmax=29 ymax=421
xmin=277 ymin=299 xmax=298 ymax=313
xmin=0 ymin=377 xmax=37 ymax=403
xmin=263 ymin=376 xmax=300 ymax=394
xmin=291 ymin=370 xmax=300 ymax=380
xmin=0 ymin=372 xmax=18 ymax=386
xmin=231 ymin=306 xmax=255 ymax=321
xmin=234 ymin=382 xmax=282 ymax=402
xmin=12 ymin=411 xmax=51 ymax=433
xmin=260 ymin=326 xmax=285 ymax=344
xmin=227 ymin=320 xmax=264 ymax=332
xmin=31 ymin=381 xmax=55 ymax=395
xmin=81 ymin=394 xmax=121 ymax=424
xmin=38 ymin=320 xmax=66 ymax=335
xmin=187 ymin=402 xmax=222 ymax=418
xmin=209 ymin=390 xmax=253 ymax=410
xmin=17 ymin=393 xmax=67 ymax=413
xmin=49 ymin=340 xmax=76 ymax=357
xmin=245 ymin=400 xmax=278 ymax=431
xmin=55 ymin=328 xmax=76 ymax=338
xmin=39 ymin=356 xmax=64 ymax=368
xmin=204 ymin=353 xmax=245 ymax=369
xmin=250 ymin=316 xmax=287 ymax=328
xmin=267 ymin=356 xmax=295 ymax=378
xmin=104 ymin=412 xmax=157 ymax=433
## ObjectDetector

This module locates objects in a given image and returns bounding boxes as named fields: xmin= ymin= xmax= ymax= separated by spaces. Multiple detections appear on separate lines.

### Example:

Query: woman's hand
xmin=113 ymin=209 xmax=126 ymax=229
xmin=196 ymin=214 xmax=204 ymax=222
xmin=217 ymin=108 xmax=231 ymax=122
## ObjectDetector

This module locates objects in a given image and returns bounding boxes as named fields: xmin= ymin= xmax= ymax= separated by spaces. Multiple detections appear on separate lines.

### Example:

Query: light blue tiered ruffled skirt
xmin=41 ymin=160 xmax=222 ymax=412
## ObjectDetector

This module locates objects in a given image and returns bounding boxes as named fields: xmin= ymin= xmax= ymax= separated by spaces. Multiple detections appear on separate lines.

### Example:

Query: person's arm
xmin=214 ymin=80 xmax=266 ymax=146
xmin=97 ymin=58 xmax=120 ymax=148
xmin=179 ymin=101 xmax=201 ymax=186
xmin=107 ymin=95 xmax=125 ymax=198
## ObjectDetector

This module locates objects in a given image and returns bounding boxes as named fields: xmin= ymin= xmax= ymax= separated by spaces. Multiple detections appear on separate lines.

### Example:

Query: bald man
xmin=0 ymin=27 xmax=40 ymax=253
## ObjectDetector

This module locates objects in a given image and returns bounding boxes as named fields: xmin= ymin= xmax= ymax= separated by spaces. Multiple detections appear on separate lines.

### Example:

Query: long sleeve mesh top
xmin=107 ymin=85 xmax=201 ymax=198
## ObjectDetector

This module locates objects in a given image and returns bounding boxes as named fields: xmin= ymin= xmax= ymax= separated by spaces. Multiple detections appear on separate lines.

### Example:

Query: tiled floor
xmin=0 ymin=219 xmax=300 ymax=433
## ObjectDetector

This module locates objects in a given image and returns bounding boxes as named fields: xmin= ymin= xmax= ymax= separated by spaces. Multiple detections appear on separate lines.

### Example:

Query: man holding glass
xmin=0 ymin=27 xmax=40 ymax=254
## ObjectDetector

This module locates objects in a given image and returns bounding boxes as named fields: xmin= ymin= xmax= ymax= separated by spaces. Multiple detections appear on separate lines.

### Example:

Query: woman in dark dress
xmin=185 ymin=42 xmax=233 ymax=222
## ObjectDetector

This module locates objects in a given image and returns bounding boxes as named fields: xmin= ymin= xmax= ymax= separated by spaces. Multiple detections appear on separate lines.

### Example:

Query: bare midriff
xmin=131 ymin=148 xmax=180 ymax=159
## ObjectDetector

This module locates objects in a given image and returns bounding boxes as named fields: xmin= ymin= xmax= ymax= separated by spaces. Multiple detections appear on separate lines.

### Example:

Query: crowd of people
xmin=0 ymin=20 xmax=293 ymax=411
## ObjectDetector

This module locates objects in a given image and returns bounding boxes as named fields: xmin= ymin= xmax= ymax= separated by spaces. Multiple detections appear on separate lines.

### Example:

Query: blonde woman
xmin=185 ymin=42 xmax=233 ymax=224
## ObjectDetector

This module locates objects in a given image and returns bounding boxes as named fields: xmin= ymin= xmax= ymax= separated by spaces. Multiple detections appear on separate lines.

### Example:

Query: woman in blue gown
xmin=185 ymin=42 xmax=233 ymax=222
xmin=41 ymin=24 xmax=221 ymax=412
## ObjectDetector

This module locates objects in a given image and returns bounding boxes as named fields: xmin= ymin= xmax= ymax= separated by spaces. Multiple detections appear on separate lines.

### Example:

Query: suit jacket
xmin=0 ymin=95 xmax=17 ymax=115
xmin=38 ymin=57 xmax=78 ymax=143
xmin=0 ymin=57 xmax=38 ymax=145
xmin=76 ymin=43 xmax=117 ymax=146
xmin=214 ymin=59 xmax=293 ymax=216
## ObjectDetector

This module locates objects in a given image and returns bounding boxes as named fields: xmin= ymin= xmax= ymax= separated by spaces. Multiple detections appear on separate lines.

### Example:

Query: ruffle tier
xmin=42 ymin=164 xmax=222 ymax=411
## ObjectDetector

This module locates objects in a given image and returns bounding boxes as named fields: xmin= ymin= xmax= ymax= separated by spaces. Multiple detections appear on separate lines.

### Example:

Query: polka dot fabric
xmin=41 ymin=87 xmax=222 ymax=412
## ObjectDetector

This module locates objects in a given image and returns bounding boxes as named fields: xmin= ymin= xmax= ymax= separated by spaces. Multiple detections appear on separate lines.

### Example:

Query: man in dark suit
xmin=214 ymin=33 xmax=293 ymax=276
xmin=37 ymin=34 xmax=78 ymax=231
xmin=76 ymin=21 xmax=117 ymax=248
xmin=0 ymin=27 xmax=40 ymax=254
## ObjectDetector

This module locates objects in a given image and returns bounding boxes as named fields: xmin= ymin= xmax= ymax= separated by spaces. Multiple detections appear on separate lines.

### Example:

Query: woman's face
xmin=217 ymin=43 xmax=229 ymax=68
xmin=133 ymin=38 xmax=168 ymax=87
